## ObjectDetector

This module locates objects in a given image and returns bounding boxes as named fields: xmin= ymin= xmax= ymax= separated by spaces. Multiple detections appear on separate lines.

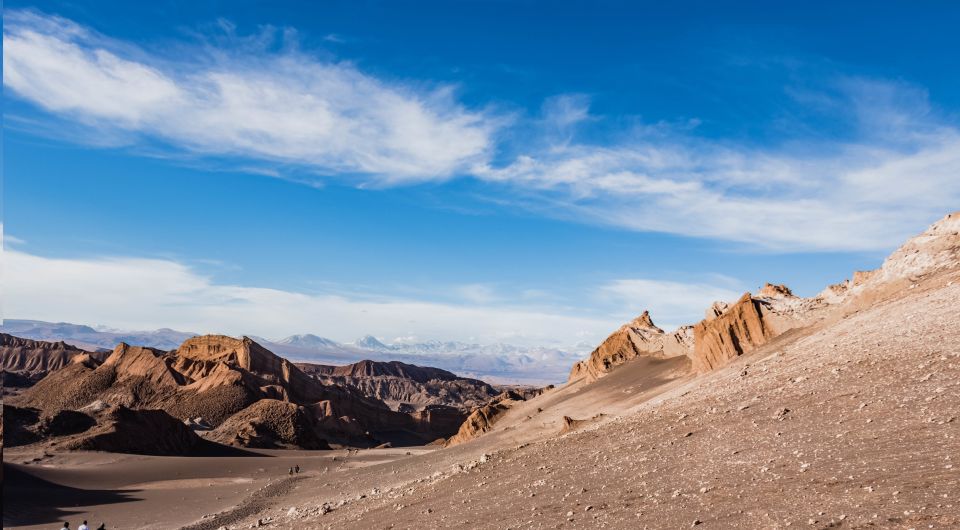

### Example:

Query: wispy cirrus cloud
xmin=3 ymin=10 xmax=498 ymax=184
xmin=5 ymin=10 xmax=960 ymax=252
xmin=475 ymin=80 xmax=960 ymax=252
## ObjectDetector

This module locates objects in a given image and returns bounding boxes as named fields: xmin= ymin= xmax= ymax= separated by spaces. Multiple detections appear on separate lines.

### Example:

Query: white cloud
xmin=4 ymin=244 xmax=752 ymax=349
xmin=475 ymin=81 xmax=960 ymax=252
xmin=6 ymin=11 xmax=958 ymax=252
xmin=599 ymin=278 xmax=744 ymax=330
xmin=2 ymin=10 xmax=497 ymax=183
xmin=3 ymin=247 xmax=619 ymax=348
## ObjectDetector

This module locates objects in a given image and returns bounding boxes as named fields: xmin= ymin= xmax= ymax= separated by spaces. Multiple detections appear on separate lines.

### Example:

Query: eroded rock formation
xmin=1 ymin=334 xmax=107 ymax=388
xmin=298 ymin=359 xmax=498 ymax=412
xmin=445 ymin=390 xmax=526 ymax=447
xmin=568 ymin=312 xmax=693 ymax=383
xmin=691 ymin=293 xmax=778 ymax=372
xmin=9 ymin=335 xmax=471 ymax=451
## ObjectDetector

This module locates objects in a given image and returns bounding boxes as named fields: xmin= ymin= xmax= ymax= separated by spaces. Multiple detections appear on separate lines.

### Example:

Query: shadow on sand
xmin=2 ymin=464 xmax=140 ymax=527
xmin=2 ymin=442 xmax=261 ymax=526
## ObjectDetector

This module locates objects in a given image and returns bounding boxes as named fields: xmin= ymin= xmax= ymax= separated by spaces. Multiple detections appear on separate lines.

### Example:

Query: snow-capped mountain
xmin=277 ymin=333 xmax=341 ymax=349
xmin=351 ymin=335 xmax=391 ymax=351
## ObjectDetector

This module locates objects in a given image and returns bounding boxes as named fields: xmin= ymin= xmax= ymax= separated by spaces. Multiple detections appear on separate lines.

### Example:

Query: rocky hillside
xmin=569 ymin=212 xmax=960 ymax=383
xmin=7 ymin=335 xmax=469 ymax=451
xmin=1 ymin=334 xmax=108 ymax=390
xmin=297 ymin=359 xmax=498 ymax=412
xmin=218 ymin=212 xmax=960 ymax=529
xmin=443 ymin=388 xmax=548 ymax=447
xmin=4 ymin=401 xmax=201 ymax=456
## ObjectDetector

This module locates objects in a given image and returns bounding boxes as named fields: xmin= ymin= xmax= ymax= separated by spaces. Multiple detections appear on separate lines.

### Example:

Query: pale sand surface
xmin=2 ymin=447 xmax=433 ymax=529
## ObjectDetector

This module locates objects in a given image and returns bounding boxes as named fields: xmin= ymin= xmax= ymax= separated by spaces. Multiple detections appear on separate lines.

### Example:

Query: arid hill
xmin=568 ymin=213 xmax=960 ymax=383
xmin=1 ymin=334 xmax=108 ymax=389
xmin=297 ymin=359 xmax=498 ymax=412
xmin=8 ymin=335 xmax=471 ymax=451
xmin=3 ymin=401 xmax=201 ymax=456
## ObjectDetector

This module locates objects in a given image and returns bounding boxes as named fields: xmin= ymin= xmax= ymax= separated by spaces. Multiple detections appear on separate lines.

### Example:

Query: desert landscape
xmin=4 ymin=3 xmax=960 ymax=529
xmin=4 ymin=212 xmax=959 ymax=529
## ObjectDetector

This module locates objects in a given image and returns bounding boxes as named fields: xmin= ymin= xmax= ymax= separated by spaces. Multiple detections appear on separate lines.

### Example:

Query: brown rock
xmin=445 ymin=391 xmax=527 ymax=446
xmin=691 ymin=293 xmax=777 ymax=372
xmin=569 ymin=312 xmax=692 ymax=383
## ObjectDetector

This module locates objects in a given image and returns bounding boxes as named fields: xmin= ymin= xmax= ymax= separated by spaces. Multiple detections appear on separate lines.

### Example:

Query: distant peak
xmin=758 ymin=283 xmax=794 ymax=298
xmin=630 ymin=311 xmax=659 ymax=330
xmin=353 ymin=335 xmax=390 ymax=350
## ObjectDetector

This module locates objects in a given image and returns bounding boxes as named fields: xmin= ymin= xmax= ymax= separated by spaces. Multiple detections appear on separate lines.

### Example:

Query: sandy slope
xmin=174 ymin=270 xmax=959 ymax=529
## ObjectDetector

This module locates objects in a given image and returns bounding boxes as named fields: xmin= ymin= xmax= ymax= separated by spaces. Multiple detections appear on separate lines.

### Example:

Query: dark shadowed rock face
xmin=4 ymin=402 xmax=200 ymax=455
xmin=207 ymin=399 xmax=331 ymax=450
xmin=62 ymin=404 xmax=201 ymax=455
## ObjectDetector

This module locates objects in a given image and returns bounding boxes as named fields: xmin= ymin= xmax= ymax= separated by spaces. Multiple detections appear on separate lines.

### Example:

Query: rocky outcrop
xmin=4 ymin=402 xmax=200 ymax=455
xmin=445 ymin=390 xmax=527 ymax=447
xmin=568 ymin=312 xmax=693 ymax=383
xmin=871 ymin=212 xmax=960 ymax=284
xmin=758 ymin=283 xmax=793 ymax=297
xmin=61 ymin=404 xmax=201 ymax=455
xmin=207 ymin=399 xmax=331 ymax=450
xmin=10 ymin=335 xmax=469 ymax=450
xmin=691 ymin=293 xmax=778 ymax=372
xmin=298 ymin=359 xmax=498 ymax=413
xmin=1 ymin=334 xmax=107 ymax=386
xmin=814 ymin=212 xmax=960 ymax=304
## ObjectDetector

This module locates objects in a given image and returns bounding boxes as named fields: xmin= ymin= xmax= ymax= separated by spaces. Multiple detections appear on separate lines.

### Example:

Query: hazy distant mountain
xmin=277 ymin=334 xmax=341 ymax=349
xmin=0 ymin=319 xmax=586 ymax=384
xmin=0 ymin=319 xmax=196 ymax=351
xmin=351 ymin=335 xmax=391 ymax=351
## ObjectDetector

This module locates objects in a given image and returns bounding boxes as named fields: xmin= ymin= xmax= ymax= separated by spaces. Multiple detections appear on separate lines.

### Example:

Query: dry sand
xmin=2 ymin=447 xmax=432 ymax=529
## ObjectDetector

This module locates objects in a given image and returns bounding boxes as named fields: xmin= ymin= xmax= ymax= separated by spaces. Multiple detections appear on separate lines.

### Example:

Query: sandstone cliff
xmin=568 ymin=312 xmax=693 ymax=383
xmin=691 ymin=293 xmax=777 ymax=372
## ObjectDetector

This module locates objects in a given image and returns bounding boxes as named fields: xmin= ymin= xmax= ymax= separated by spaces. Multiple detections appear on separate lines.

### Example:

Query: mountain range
xmin=0 ymin=320 xmax=585 ymax=384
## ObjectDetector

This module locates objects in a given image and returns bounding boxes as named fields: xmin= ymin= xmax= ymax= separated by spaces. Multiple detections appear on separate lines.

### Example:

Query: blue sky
xmin=4 ymin=1 xmax=960 ymax=348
